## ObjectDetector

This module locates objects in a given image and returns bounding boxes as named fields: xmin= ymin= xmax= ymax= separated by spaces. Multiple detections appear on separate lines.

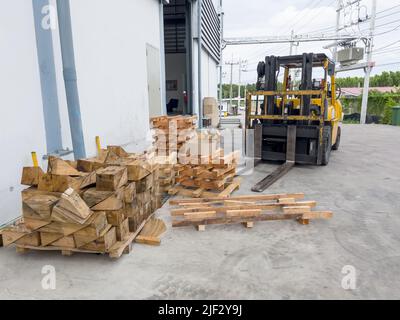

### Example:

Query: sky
xmin=221 ymin=0 xmax=400 ymax=84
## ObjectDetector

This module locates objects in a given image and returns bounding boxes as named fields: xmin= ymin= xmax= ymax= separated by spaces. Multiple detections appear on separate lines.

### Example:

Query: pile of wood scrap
xmin=150 ymin=115 xmax=197 ymax=196
xmin=169 ymin=193 xmax=333 ymax=231
xmin=1 ymin=146 xmax=163 ymax=258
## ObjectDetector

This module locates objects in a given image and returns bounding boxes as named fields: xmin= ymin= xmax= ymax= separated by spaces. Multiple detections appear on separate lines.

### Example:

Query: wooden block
xmin=48 ymin=156 xmax=82 ymax=176
xmin=23 ymin=217 xmax=51 ymax=231
xmin=116 ymin=218 xmax=129 ymax=241
xmin=124 ymin=182 xmax=136 ymax=203
xmin=244 ymin=221 xmax=254 ymax=228
xmin=126 ymin=160 xmax=152 ymax=181
xmin=136 ymin=174 xmax=153 ymax=193
xmin=82 ymin=188 xmax=114 ymax=207
xmin=52 ymin=188 xmax=92 ymax=224
xmin=79 ymin=171 xmax=97 ymax=189
xmin=1 ymin=224 xmax=31 ymax=246
xmin=21 ymin=167 xmax=44 ymax=186
xmin=14 ymin=232 xmax=41 ymax=246
xmin=51 ymin=235 xmax=75 ymax=248
xmin=73 ymin=223 xmax=109 ymax=248
xmin=107 ymin=145 xmax=130 ymax=158
xmin=61 ymin=250 xmax=73 ymax=256
xmin=298 ymin=218 xmax=310 ymax=225
xmin=38 ymin=174 xmax=81 ymax=193
xmin=40 ymin=232 xmax=64 ymax=246
xmin=80 ymin=226 xmax=117 ymax=252
xmin=77 ymin=158 xmax=104 ymax=172
xmin=106 ymin=210 xmax=126 ymax=226
xmin=96 ymin=166 xmax=128 ymax=191
xmin=91 ymin=194 xmax=124 ymax=211
xmin=197 ymin=225 xmax=206 ymax=231
xmin=23 ymin=194 xmax=59 ymax=219
xmin=39 ymin=222 xmax=86 ymax=236
xmin=16 ymin=247 xmax=29 ymax=254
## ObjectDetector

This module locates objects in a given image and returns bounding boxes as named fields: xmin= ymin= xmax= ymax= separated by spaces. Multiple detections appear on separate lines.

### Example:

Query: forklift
xmin=245 ymin=53 xmax=343 ymax=192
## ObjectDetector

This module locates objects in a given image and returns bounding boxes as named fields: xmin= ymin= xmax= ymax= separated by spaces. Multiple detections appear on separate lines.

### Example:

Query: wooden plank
xmin=169 ymin=193 xmax=305 ymax=205
xmin=226 ymin=209 xmax=261 ymax=218
xmin=135 ymin=235 xmax=160 ymax=246
xmin=91 ymin=195 xmax=124 ymax=211
xmin=172 ymin=211 xmax=333 ymax=227
xmin=170 ymin=201 xmax=317 ymax=216
xmin=14 ymin=232 xmax=41 ymax=246
xmin=302 ymin=211 xmax=333 ymax=220
xmin=283 ymin=206 xmax=311 ymax=214
xmin=217 ymin=178 xmax=241 ymax=198
xmin=51 ymin=236 xmax=76 ymax=249
xmin=183 ymin=211 xmax=217 ymax=220
xmin=40 ymin=232 xmax=64 ymax=246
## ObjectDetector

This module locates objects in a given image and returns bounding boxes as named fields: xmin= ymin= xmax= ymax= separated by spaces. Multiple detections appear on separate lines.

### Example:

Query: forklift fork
xmin=251 ymin=125 xmax=296 ymax=192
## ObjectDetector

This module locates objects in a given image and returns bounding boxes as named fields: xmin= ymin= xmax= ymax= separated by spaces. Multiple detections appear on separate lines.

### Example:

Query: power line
xmin=376 ymin=4 xmax=400 ymax=15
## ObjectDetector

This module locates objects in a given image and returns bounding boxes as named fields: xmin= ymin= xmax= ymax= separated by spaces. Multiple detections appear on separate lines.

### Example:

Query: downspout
xmin=197 ymin=0 xmax=203 ymax=128
xmin=159 ymin=0 xmax=167 ymax=115
xmin=56 ymin=0 xmax=86 ymax=159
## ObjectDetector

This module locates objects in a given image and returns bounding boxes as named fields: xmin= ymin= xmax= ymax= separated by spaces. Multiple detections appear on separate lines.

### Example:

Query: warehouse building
xmin=0 ymin=0 xmax=221 ymax=224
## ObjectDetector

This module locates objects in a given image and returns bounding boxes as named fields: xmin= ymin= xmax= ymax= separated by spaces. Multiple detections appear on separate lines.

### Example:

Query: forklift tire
xmin=321 ymin=126 xmax=332 ymax=166
xmin=332 ymin=126 xmax=341 ymax=150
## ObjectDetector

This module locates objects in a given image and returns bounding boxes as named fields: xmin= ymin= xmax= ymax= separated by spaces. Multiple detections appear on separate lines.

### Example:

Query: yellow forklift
xmin=246 ymin=53 xmax=343 ymax=192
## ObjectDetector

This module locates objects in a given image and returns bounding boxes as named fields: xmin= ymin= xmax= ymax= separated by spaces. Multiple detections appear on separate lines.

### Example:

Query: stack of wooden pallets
xmin=0 ymin=146 xmax=162 ymax=258
xmin=169 ymin=193 xmax=333 ymax=231
xmin=150 ymin=115 xmax=197 ymax=196
xmin=169 ymin=130 xmax=241 ymax=198
xmin=151 ymin=115 xmax=197 ymax=157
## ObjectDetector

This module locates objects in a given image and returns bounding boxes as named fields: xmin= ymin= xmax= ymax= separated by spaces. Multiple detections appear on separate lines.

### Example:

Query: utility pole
xmin=237 ymin=59 xmax=247 ymax=111
xmin=333 ymin=0 xmax=342 ymax=62
xmin=225 ymin=58 xmax=239 ymax=112
xmin=360 ymin=0 xmax=376 ymax=125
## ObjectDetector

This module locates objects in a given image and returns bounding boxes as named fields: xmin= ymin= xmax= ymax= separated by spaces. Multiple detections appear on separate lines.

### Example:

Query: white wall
xmin=192 ymin=40 xmax=219 ymax=116
xmin=165 ymin=53 xmax=186 ymax=112
xmin=68 ymin=0 xmax=161 ymax=155
xmin=0 ymin=0 xmax=48 ymax=224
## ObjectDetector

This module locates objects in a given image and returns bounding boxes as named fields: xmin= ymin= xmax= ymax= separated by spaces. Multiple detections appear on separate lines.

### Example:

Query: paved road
xmin=1 ymin=124 xmax=400 ymax=299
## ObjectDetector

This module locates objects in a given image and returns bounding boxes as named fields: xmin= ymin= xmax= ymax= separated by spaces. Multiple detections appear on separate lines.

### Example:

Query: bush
xmin=381 ymin=98 xmax=397 ymax=124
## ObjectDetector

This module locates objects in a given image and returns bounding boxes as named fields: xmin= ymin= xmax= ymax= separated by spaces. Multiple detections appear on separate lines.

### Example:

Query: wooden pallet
xmin=168 ymin=177 xmax=241 ymax=198
xmin=169 ymin=193 xmax=332 ymax=231
xmin=13 ymin=213 xmax=154 ymax=258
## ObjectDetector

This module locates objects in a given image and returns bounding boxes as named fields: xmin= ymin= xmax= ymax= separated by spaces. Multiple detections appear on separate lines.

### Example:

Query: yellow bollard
xmin=95 ymin=136 xmax=101 ymax=155
xmin=31 ymin=152 xmax=39 ymax=167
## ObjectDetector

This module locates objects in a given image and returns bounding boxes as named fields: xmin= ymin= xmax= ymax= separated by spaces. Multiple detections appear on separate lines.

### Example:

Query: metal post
xmin=238 ymin=60 xmax=241 ymax=111
xmin=198 ymin=0 xmax=203 ymax=128
xmin=229 ymin=57 xmax=233 ymax=112
xmin=360 ymin=0 xmax=376 ymax=125
xmin=218 ymin=0 xmax=224 ymax=124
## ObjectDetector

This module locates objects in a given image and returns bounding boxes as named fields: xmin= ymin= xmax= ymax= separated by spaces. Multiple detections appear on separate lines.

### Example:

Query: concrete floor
xmin=1 ymin=124 xmax=400 ymax=299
